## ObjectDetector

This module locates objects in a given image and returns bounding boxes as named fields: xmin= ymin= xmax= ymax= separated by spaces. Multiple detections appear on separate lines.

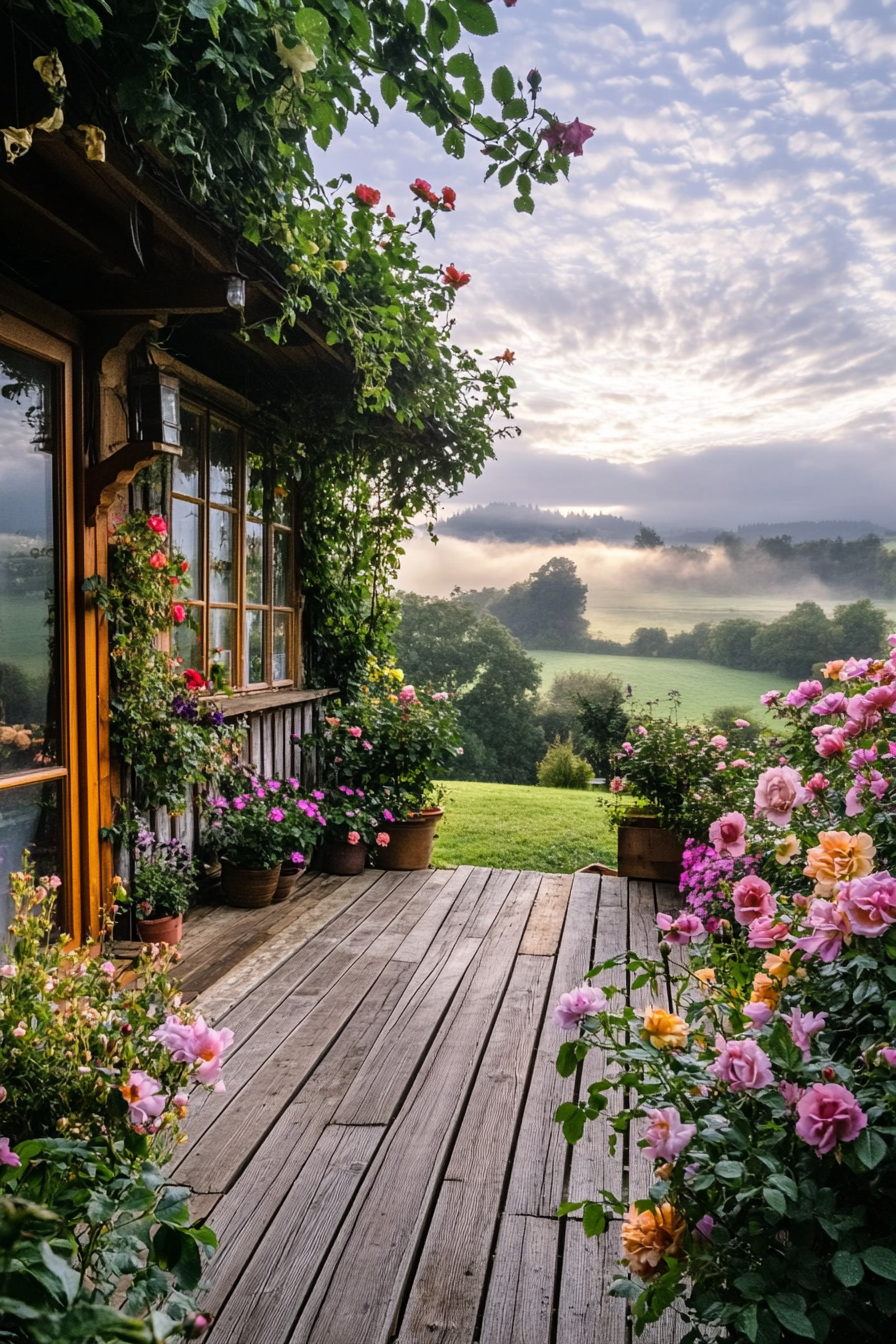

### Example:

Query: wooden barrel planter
xmin=375 ymin=809 xmax=442 ymax=871
xmin=220 ymin=860 xmax=282 ymax=908
xmin=616 ymin=815 xmax=683 ymax=884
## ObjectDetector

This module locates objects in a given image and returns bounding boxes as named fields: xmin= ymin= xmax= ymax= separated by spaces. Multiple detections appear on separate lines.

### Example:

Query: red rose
xmin=149 ymin=550 xmax=167 ymax=569
xmin=184 ymin=669 xmax=206 ymax=690
xmin=386 ymin=204 xmax=395 ymax=218
xmin=171 ymin=603 xmax=187 ymax=624
xmin=441 ymin=187 xmax=456 ymax=210
xmin=180 ymin=560 xmax=189 ymax=573
xmin=147 ymin=515 xmax=168 ymax=536
xmin=442 ymin=264 xmax=471 ymax=290
xmin=409 ymin=177 xmax=432 ymax=200
xmin=354 ymin=184 xmax=381 ymax=207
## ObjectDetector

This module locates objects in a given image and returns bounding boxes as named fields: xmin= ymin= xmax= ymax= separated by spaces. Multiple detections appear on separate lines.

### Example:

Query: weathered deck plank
xmin=171 ymin=869 xmax=681 ymax=1344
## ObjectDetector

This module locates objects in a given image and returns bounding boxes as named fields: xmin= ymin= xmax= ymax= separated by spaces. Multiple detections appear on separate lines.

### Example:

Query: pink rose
xmin=346 ymin=831 xmax=361 ymax=845
xmin=784 ymin=680 xmax=823 ymax=708
xmin=656 ymin=911 xmax=705 ymax=945
xmin=732 ymin=874 xmax=776 ymax=926
xmin=880 ymin=1047 xmax=896 ymax=1067
xmin=147 ymin=514 xmax=167 ymax=535
xmin=642 ymin=1106 xmax=696 ymax=1161
xmin=778 ymin=1080 xmax=805 ymax=1110
xmin=637 ymin=725 xmax=648 ymax=737
xmin=621 ymin=742 xmax=634 ymax=755
xmin=734 ymin=718 xmax=750 ymax=728
xmin=743 ymin=1001 xmax=774 ymax=1028
xmin=795 ymin=1082 xmax=867 ymax=1155
xmin=707 ymin=1035 xmax=774 ymax=1091
xmin=375 ymin=832 xmax=390 ymax=847
xmin=99 ymin=961 xmax=116 ymax=977
xmin=805 ymin=772 xmax=830 ymax=794
xmin=149 ymin=550 xmax=167 ymax=569
xmin=171 ymin=602 xmax=186 ymax=624
xmin=0 ymin=1137 xmax=21 ymax=1167
xmin=747 ymin=915 xmax=790 ymax=949
xmin=0 ymin=964 xmax=16 ymax=979
xmin=399 ymin=686 xmax=416 ymax=703
xmin=150 ymin=1014 xmax=234 ymax=1085
xmin=753 ymin=766 xmax=808 ymax=827
xmin=793 ymin=899 xmax=851 ymax=962
xmin=782 ymin=1006 xmax=827 ymax=1060
xmin=816 ymin=728 xmax=848 ymax=758
xmin=708 ymin=811 xmax=747 ymax=859
xmin=553 ymin=983 xmax=608 ymax=1030
xmin=609 ymin=776 xmax=625 ymax=793
xmin=709 ymin=734 xmax=728 ymax=749
xmin=837 ymin=872 xmax=896 ymax=937
xmin=348 ymin=726 xmax=362 ymax=737
xmin=812 ymin=692 xmax=848 ymax=716
xmin=760 ymin=690 xmax=781 ymax=705
xmin=119 ymin=1070 xmax=167 ymax=1126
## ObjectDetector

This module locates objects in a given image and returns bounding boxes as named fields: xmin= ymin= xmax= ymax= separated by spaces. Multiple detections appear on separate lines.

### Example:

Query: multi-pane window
xmin=163 ymin=402 xmax=296 ymax=689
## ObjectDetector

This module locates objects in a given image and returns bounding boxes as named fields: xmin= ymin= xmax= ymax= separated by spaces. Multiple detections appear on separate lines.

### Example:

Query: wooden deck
xmin=172 ymin=866 xmax=682 ymax=1343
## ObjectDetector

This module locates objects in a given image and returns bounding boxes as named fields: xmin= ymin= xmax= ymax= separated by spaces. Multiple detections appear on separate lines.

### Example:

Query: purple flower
xmin=290 ymin=851 xmax=304 ymax=865
xmin=268 ymin=807 xmax=285 ymax=822
xmin=694 ymin=1214 xmax=714 ymax=1241
xmin=232 ymin=797 xmax=246 ymax=810
xmin=783 ymin=1007 xmax=827 ymax=1061
xmin=553 ymin=983 xmax=607 ymax=1029
xmin=541 ymin=117 xmax=595 ymax=157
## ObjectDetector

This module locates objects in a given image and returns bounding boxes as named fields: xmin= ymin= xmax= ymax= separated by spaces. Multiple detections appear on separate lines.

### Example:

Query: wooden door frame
xmin=0 ymin=311 xmax=85 ymax=941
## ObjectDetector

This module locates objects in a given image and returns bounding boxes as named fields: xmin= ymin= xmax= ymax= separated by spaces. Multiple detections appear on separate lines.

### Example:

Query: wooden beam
xmin=84 ymin=440 xmax=182 ymax=523
xmin=60 ymin=275 xmax=253 ymax=317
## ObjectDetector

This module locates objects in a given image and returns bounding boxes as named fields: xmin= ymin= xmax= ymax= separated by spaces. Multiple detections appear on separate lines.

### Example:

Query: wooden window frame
xmin=169 ymin=399 xmax=298 ymax=692
xmin=0 ymin=313 xmax=82 ymax=940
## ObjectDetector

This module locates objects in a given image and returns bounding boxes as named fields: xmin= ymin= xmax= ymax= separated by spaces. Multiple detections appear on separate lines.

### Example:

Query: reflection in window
xmin=245 ymin=520 xmax=264 ymax=604
xmin=273 ymin=613 xmax=289 ymax=682
xmin=209 ymin=608 xmax=234 ymax=682
xmin=209 ymin=418 xmax=237 ymax=506
xmin=209 ymin=509 xmax=235 ymax=603
xmin=0 ymin=751 xmax=60 ymax=931
xmin=245 ymin=610 xmax=265 ymax=684
xmin=0 ymin=343 xmax=58 ymax=777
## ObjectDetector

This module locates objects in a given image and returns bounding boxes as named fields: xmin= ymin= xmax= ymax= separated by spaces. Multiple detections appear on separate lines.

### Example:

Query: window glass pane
xmin=245 ymin=609 xmax=265 ymax=684
xmin=209 ymin=608 xmax=234 ymax=685
xmin=209 ymin=418 xmax=237 ymax=506
xmin=272 ymin=612 xmax=289 ymax=682
xmin=246 ymin=448 xmax=264 ymax=519
xmin=174 ymin=406 xmax=202 ymax=496
xmin=271 ymin=483 xmax=290 ymax=525
xmin=209 ymin=508 xmax=235 ymax=603
xmin=273 ymin=528 xmax=290 ymax=607
xmin=245 ymin=520 xmax=264 ymax=603
xmin=173 ymin=615 xmax=203 ymax=671
xmin=0 ymin=779 xmax=60 ymax=934
xmin=0 ymin=343 xmax=58 ymax=776
xmin=171 ymin=496 xmax=202 ymax=588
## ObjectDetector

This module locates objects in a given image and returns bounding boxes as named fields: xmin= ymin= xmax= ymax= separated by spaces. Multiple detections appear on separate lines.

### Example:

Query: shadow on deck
xmin=170 ymin=866 xmax=684 ymax=1344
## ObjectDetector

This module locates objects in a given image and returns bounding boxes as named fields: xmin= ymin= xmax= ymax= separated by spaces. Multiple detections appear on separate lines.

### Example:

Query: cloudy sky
xmin=330 ymin=0 xmax=896 ymax=528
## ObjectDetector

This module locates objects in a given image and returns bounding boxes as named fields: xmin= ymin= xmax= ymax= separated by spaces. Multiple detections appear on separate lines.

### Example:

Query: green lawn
xmin=529 ymin=650 xmax=776 ymax=722
xmin=431 ymin=779 xmax=618 ymax=874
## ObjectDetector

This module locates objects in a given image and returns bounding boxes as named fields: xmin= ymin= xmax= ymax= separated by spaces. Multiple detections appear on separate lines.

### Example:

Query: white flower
xmin=273 ymin=28 xmax=318 ymax=89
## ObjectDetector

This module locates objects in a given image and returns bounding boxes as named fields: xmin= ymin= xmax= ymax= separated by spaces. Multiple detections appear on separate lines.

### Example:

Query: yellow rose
xmin=763 ymin=948 xmax=793 ymax=983
xmin=640 ymin=1006 xmax=689 ymax=1050
xmin=621 ymin=1203 xmax=687 ymax=1281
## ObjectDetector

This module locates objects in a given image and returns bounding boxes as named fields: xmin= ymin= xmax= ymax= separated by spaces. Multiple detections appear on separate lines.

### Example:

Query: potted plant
xmin=129 ymin=829 xmax=195 ymax=944
xmin=316 ymin=661 xmax=462 ymax=870
xmin=204 ymin=780 xmax=291 ymax=907
xmin=272 ymin=780 xmax=327 ymax=900
xmin=317 ymin=786 xmax=393 ymax=875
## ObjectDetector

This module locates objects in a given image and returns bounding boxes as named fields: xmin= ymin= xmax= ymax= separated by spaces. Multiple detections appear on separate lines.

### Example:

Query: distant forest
xmin=437 ymin=504 xmax=896 ymax=597
xmin=446 ymin=556 xmax=893 ymax=679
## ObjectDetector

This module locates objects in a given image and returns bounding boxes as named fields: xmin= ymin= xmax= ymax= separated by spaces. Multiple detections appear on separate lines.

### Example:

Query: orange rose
xmin=750 ymin=972 xmax=779 ymax=1011
xmin=621 ymin=1202 xmax=687 ymax=1280
xmin=804 ymin=830 xmax=875 ymax=897
xmin=762 ymin=948 xmax=793 ymax=983
xmin=640 ymin=1006 xmax=689 ymax=1049
xmin=821 ymin=660 xmax=845 ymax=681
xmin=694 ymin=967 xmax=716 ymax=985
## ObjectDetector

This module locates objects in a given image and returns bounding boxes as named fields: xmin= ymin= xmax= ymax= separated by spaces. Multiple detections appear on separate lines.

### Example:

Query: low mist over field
xmin=399 ymin=533 xmax=896 ymax=643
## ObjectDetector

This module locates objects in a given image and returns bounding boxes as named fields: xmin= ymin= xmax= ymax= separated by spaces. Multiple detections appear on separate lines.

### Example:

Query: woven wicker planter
xmin=375 ymin=809 xmax=442 ymax=871
xmin=135 ymin=913 xmax=183 ymax=945
xmin=220 ymin=860 xmax=282 ymax=908
xmin=272 ymin=861 xmax=302 ymax=903
xmin=322 ymin=841 xmax=369 ymax=875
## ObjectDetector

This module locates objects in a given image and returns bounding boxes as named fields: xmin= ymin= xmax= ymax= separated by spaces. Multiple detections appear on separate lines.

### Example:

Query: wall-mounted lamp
xmin=226 ymin=275 xmax=246 ymax=310
xmin=129 ymin=367 xmax=181 ymax=448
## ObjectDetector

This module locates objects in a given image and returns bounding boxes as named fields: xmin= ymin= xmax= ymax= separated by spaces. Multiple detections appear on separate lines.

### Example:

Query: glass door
xmin=0 ymin=341 xmax=67 ymax=933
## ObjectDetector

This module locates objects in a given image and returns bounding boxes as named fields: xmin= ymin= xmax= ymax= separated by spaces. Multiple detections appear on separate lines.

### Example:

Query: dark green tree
xmin=708 ymin=618 xmax=763 ymax=670
xmin=632 ymin=525 xmax=664 ymax=549
xmin=574 ymin=680 xmax=630 ymax=779
xmin=667 ymin=622 xmax=714 ymax=661
xmin=536 ymin=670 xmax=627 ymax=754
xmin=628 ymin=626 xmax=670 ymax=657
xmin=829 ymin=599 xmax=890 ymax=659
xmin=393 ymin=593 xmax=545 ymax=783
xmin=750 ymin=601 xmax=832 ymax=679
xmin=489 ymin=556 xmax=590 ymax=649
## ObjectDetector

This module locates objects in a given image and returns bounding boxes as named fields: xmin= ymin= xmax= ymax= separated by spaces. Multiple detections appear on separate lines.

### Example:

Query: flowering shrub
xmin=0 ymin=860 xmax=230 ymax=1337
xmin=315 ymin=658 xmax=462 ymax=816
xmin=129 ymin=829 xmax=196 ymax=920
xmin=84 ymin=513 xmax=244 ymax=826
xmin=680 ymin=840 xmax=760 ymax=930
xmin=205 ymin=773 xmax=326 ymax=869
xmin=317 ymin=786 xmax=393 ymax=849
xmin=554 ymin=634 xmax=896 ymax=1343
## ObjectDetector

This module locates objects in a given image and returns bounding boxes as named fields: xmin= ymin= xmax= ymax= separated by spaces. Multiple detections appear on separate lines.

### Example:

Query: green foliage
xmin=536 ymin=670 xmax=629 ymax=762
xmin=430 ymin=779 xmax=620 ymax=872
xmin=705 ymin=705 xmax=761 ymax=745
xmin=750 ymin=601 xmax=836 ymax=680
xmin=571 ymin=676 xmax=631 ymax=778
xmin=708 ymin=619 xmax=764 ymax=670
xmin=393 ymin=593 xmax=545 ymax=784
xmin=0 ymin=861 xmax=223 ymax=1338
xmin=315 ymin=658 xmax=462 ymax=813
xmin=84 ymin=513 xmax=244 ymax=825
xmin=536 ymin=736 xmax=593 ymax=789
xmin=629 ymin=626 xmax=671 ymax=658
xmin=130 ymin=831 xmax=196 ymax=920
xmin=488 ymin=557 xmax=592 ymax=650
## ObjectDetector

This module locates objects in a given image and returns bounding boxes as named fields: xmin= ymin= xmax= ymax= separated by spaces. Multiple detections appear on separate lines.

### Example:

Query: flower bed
xmin=554 ymin=636 xmax=896 ymax=1343
xmin=0 ymin=862 xmax=232 ymax=1339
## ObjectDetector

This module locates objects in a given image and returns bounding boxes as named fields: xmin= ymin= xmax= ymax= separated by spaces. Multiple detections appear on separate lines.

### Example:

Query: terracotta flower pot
xmin=220 ymin=860 xmax=282 ymax=908
xmin=136 ymin=912 xmax=183 ymax=945
xmin=375 ymin=808 xmax=442 ymax=871
xmin=273 ymin=861 xmax=303 ymax=903
xmin=616 ymin=815 xmax=683 ymax=884
xmin=322 ymin=840 xmax=369 ymax=876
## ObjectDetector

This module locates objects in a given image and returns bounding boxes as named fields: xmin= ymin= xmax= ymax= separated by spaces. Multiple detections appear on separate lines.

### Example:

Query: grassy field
xmin=529 ymin=650 xmax=775 ymax=722
xmin=431 ymin=779 xmax=618 ymax=873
